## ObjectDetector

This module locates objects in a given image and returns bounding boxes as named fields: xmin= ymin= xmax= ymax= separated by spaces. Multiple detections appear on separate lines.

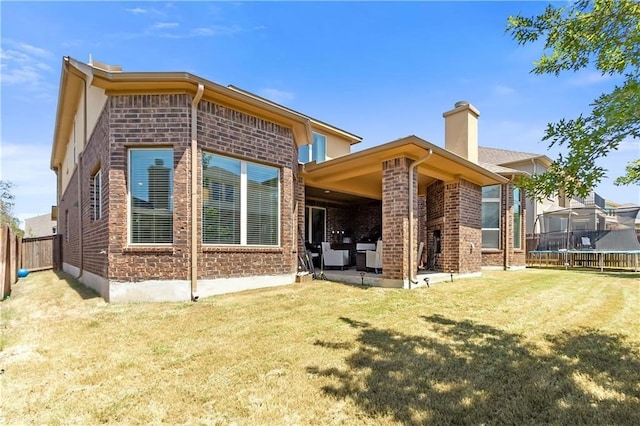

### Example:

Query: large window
xmin=91 ymin=169 xmax=102 ymax=221
xmin=129 ymin=149 xmax=174 ymax=244
xmin=203 ymin=152 xmax=280 ymax=246
xmin=298 ymin=132 xmax=327 ymax=164
xmin=482 ymin=185 xmax=501 ymax=249
xmin=513 ymin=187 xmax=522 ymax=249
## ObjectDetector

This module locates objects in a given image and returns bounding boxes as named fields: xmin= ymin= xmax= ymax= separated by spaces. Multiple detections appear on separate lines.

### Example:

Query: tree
xmin=507 ymin=0 xmax=640 ymax=201
xmin=0 ymin=180 xmax=24 ymax=236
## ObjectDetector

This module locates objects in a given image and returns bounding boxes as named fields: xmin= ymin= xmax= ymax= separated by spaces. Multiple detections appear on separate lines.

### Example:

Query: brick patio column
xmin=442 ymin=178 xmax=482 ymax=274
xmin=382 ymin=157 xmax=417 ymax=285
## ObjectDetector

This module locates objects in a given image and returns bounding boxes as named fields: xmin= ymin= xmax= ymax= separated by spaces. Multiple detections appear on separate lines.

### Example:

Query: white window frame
xmin=298 ymin=132 xmax=327 ymax=164
xmin=92 ymin=169 xmax=102 ymax=221
xmin=128 ymin=148 xmax=174 ymax=245
xmin=513 ymin=187 xmax=522 ymax=249
xmin=202 ymin=152 xmax=281 ymax=247
xmin=482 ymin=185 xmax=501 ymax=249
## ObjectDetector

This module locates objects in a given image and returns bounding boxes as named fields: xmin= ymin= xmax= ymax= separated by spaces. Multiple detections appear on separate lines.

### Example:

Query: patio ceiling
xmin=301 ymin=135 xmax=508 ymax=201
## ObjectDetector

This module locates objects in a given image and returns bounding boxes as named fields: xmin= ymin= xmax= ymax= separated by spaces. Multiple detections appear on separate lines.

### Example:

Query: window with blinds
xmin=128 ymin=149 xmax=174 ymax=244
xmin=481 ymin=185 xmax=501 ymax=249
xmin=91 ymin=169 xmax=102 ymax=221
xmin=202 ymin=152 xmax=280 ymax=246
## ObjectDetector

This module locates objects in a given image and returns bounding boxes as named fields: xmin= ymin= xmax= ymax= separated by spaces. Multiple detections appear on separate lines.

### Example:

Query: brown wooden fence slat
xmin=1 ymin=225 xmax=22 ymax=300
xmin=21 ymin=235 xmax=55 ymax=271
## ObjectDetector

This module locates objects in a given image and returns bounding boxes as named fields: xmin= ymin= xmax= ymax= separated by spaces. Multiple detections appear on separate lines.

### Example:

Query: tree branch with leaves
xmin=507 ymin=0 xmax=640 ymax=201
xmin=0 ymin=180 xmax=24 ymax=236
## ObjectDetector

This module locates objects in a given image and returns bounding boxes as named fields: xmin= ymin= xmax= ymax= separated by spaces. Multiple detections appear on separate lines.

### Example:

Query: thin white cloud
xmin=259 ymin=88 xmax=295 ymax=105
xmin=125 ymin=7 xmax=148 ymax=14
xmin=0 ymin=42 xmax=57 ymax=102
xmin=493 ymin=84 xmax=516 ymax=96
xmin=17 ymin=42 xmax=52 ymax=58
xmin=153 ymin=22 xmax=179 ymax=29
xmin=617 ymin=138 xmax=640 ymax=152
xmin=567 ymin=71 xmax=610 ymax=86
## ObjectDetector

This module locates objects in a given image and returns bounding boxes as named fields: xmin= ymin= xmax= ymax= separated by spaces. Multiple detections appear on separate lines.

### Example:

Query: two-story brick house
xmin=51 ymin=57 xmax=518 ymax=302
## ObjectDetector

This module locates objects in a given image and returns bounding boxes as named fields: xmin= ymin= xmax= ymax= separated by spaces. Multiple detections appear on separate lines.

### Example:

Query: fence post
xmin=1 ymin=226 xmax=12 ymax=299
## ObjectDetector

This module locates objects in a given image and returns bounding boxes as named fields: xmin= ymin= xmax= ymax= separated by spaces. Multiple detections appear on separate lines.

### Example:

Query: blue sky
xmin=1 ymin=1 xmax=639 ymax=226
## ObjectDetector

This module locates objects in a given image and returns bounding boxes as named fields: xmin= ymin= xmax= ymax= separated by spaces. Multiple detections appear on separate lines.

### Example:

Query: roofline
xmin=304 ymin=135 xmax=508 ymax=185
xmin=226 ymin=85 xmax=362 ymax=144
xmin=53 ymin=56 xmax=339 ymax=168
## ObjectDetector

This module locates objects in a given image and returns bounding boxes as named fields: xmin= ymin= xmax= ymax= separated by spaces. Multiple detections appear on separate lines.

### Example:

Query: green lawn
xmin=1 ymin=269 xmax=638 ymax=425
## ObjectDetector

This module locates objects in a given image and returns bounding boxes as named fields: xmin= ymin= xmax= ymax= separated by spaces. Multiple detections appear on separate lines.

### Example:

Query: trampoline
xmin=528 ymin=205 xmax=640 ymax=272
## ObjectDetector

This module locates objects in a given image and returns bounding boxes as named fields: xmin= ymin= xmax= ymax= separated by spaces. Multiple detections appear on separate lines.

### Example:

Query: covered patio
xmin=299 ymin=135 xmax=507 ymax=289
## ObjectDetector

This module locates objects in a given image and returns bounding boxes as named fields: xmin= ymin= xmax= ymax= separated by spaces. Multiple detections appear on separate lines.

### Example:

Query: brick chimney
xmin=443 ymin=101 xmax=480 ymax=163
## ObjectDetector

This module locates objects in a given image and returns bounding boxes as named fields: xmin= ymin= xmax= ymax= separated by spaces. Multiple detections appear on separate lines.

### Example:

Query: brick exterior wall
xmin=196 ymin=99 xmax=297 ymax=279
xmin=81 ymin=104 xmax=110 ymax=278
xmin=107 ymin=94 xmax=191 ymax=281
xmin=426 ymin=180 xmax=445 ymax=271
xmin=295 ymin=171 xmax=306 ymax=258
xmin=442 ymin=179 xmax=482 ymax=274
xmin=382 ymin=157 xmax=414 ymax=280
xmin=58 ymin=168 xmax=80 ymax=269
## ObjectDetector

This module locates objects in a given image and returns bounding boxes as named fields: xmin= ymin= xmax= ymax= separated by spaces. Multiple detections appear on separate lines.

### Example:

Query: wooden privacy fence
xmin=1 ymin=225 xmax=22 ymax=300
xmin=22 ymin=235 xmax=58 ymax=272
xmin=1 ymin=227 xmax=62 ymax=300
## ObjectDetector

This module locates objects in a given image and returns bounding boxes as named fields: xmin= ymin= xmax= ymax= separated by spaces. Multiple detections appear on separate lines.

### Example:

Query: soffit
xmin=302 ymin=136 xmax=508 ymax=201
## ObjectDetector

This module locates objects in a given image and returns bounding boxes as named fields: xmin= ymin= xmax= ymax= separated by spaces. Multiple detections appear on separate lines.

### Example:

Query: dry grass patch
xmin=1 ymin=269 xmax=638 ymax=424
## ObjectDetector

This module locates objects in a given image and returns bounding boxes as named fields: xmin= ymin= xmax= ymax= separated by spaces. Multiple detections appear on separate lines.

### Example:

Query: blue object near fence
xmin=17 ymin=268 xmax=29 ymax=278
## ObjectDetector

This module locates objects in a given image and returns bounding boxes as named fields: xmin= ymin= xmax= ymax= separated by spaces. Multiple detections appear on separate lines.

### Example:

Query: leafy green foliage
xmin=507 ymin=0 xmax=640 ymax=200
xmin=0 ymin=180 xmax=23 ymax=236
xmin=614 ymin=159 xmax=640 ymax=186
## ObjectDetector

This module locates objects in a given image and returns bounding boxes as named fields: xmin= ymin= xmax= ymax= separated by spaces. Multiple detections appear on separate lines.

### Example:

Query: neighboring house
xmin=24 ymin=213 xmax=57 ymax=238
xmin=478 ymin=147 xmax=555 ymax=238
xmin=479 ymin=146 xmax=640 ymax=254
xmin=51 ymin=57 xmax=517 ymax=302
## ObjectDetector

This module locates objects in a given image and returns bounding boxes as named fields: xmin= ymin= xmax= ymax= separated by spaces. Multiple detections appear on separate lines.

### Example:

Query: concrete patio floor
xmin=304 ymin=266 xmax=480 ymax=289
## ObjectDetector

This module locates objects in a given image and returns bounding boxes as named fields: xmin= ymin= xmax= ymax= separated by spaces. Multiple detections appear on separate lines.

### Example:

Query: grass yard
xmin=1 ymin=269 xmax=639 ymax=425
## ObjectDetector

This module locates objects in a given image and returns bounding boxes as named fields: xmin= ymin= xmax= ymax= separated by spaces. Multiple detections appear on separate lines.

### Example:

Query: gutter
xmin=190 ymin=83 xmax=205 ymax=301
xmin=408 ymin=149 xmax=433 ymax=289
xmin=70 ymin=59 xmax=95 ymax=279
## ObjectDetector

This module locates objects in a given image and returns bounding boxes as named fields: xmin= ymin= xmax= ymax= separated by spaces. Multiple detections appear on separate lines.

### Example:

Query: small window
xmin=482 ymin=185 xmax=501 ymax=249
xmin=128 ymin=149 xmax=174 ymax=244
xmin=91 ymin=169 xmax=102 ymax=221
xmin=513 ymin=187 xmax=522 ymax=249
xmin=298 ymin=132 xmax=327 ymax=164
xmin=312 ymin=132 xmax=326 ymax=163
xmin=65 ymin=210 xmax=69 ymax=242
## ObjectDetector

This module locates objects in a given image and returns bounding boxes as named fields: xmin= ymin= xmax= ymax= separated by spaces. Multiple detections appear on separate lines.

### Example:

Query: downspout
xmin=408 ymin=149 xmax=433 ymax=289
xmin=190 ymin=83 xmax=205 ymax=301
xmin=76 ymin=66 xmax=94 ymax=279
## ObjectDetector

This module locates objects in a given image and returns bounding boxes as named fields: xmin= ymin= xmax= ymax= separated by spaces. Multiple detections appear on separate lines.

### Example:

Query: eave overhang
xmin=52 ymin=56 xmax=353 ymax=169
xmin=301 ymin=135 xmax=508 ymax=200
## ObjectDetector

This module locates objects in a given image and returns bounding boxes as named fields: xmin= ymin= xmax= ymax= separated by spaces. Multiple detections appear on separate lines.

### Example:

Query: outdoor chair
xmin=321 ymin=242 xmax=349 ymax=270
xmin=366 ymin=241 xmax=383 ymax=273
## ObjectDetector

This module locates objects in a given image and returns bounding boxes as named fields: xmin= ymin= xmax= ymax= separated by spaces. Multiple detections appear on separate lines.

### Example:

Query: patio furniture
xmin=356 ymin=242 xmax=376 ymax=271
xmin=321 ymin=242 xmax=349 ymax=270
xmin=366 ymin=241 xmax=383 ymax=273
